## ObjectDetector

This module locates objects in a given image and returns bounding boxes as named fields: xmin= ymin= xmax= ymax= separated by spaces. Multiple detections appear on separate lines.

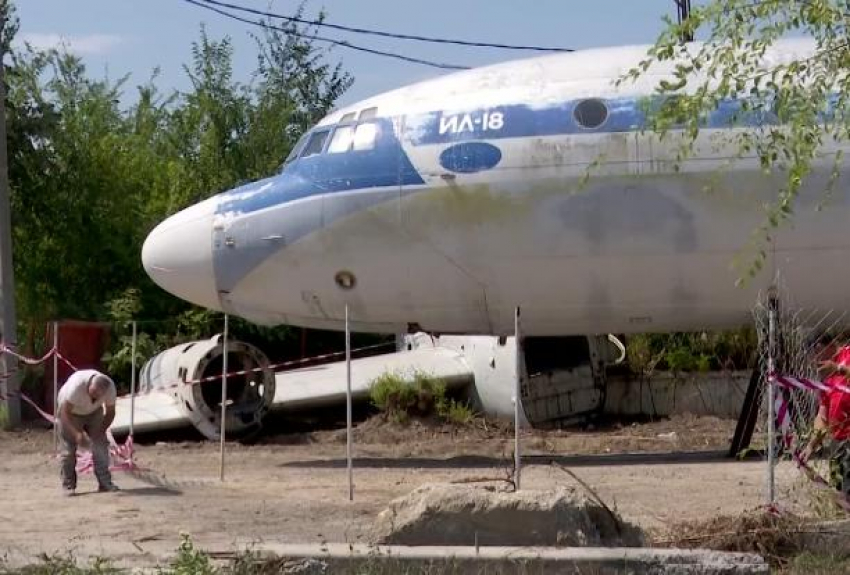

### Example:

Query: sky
xmin=12 ymin=0 xmax=698 ymax=109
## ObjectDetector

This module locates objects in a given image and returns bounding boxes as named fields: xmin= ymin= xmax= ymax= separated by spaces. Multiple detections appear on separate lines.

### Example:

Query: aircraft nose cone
xmin=142 ymin=197 xmax=222 ymax=311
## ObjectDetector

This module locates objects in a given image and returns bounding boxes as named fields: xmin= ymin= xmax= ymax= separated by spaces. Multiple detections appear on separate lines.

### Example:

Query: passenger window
xmin=299 ymin=130 xmax=330 ymax=158
xmin=574 ymin=99 xmax=608 ymax=129
xmin=328 ymin=126 xmax=355 ymax=154
xmin=352 ymin=123 xmax=378 ymax=151
xmin=358 ymin=107 xmax=378 ymax=120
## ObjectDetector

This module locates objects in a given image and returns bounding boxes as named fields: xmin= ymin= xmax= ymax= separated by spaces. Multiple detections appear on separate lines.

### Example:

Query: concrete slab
xmin=206 ymin=543 xmax=770 ymax=574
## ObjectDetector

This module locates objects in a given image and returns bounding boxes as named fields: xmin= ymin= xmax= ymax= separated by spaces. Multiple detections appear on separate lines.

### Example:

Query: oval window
xmin=573 ymin=99 xmax=608 ymax=129
xmin=439 ymin=142 xmax=502 ymax=174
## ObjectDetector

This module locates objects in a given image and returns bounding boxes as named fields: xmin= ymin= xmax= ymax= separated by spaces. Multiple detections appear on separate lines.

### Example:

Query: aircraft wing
xmin=111 ymin=392 xmax=188 ymax=435
xmin=271 ymin=347 xmax=474 ymax=411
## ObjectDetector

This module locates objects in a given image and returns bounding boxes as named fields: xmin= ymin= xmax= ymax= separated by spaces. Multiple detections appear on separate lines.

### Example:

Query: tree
xmin=618 ymin=0 xmax=850 ymax=279
xmin=0 ymin=0 xmax=373 ymax=391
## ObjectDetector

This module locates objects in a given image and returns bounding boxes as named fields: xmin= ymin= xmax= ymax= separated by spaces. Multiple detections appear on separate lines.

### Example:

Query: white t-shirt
xmin=56 ymin=369 xmax=117 ymax=416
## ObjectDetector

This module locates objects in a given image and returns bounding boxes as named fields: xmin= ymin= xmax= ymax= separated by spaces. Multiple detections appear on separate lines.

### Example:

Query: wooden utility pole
xmin=676 ymin=0 xmax=694 ymax=42
xmin=0 ymin=8 xmax=19 ymax=429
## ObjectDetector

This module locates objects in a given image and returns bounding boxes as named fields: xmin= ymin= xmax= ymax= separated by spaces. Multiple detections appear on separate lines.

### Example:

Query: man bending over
xmin=56 ymin=370 xmax=120 ymax=496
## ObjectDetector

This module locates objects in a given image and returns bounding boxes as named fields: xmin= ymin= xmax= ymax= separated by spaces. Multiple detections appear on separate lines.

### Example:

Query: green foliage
xmin=442 ymin=398 xmax=476 ymax=425
xmin=158 ymin=534 xmax=217 ymax=575
xmin=412 ymin=370 xmax=448 ymax=414
xmin=101 ymin=289 xmax=306 ymax=392
xmin=617 ymin=0 xmax=850 ymax=280
xmin=1 ymin=0 xmax=355 ymax=382
xmin=625 ymin=328 xmax=757 ymax=376
xmin=101 ymin=289 xmax=154 ymax=392
xmin=0 ymin=540 xmax=551 ymax=575
xmin=369 ymin=370 xmax=475 ymax=425
xmin=0 ymin=553 xmax=120 ymax=575
xmin=783 ymin=552 xmax=850 ymax=575
xmin=369 ymin=372 xmax=419 ymax=423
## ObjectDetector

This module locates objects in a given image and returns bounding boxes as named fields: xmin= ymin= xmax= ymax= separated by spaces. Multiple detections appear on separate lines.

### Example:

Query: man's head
xmin=87 ymin=373 xmax=113 ymax=401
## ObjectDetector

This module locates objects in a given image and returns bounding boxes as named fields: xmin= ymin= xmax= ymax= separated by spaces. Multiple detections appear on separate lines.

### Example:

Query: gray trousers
xmin=58 ymin=409 xmax=111 ymax=489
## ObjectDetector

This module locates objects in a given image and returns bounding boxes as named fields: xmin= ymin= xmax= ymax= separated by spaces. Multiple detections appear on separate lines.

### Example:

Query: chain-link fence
xmin=749 ymin=279 xmax=850 ymax=516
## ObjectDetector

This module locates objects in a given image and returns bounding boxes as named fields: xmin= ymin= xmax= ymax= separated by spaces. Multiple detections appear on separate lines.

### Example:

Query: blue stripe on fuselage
xmin=215 ymin=95 xmax=784 ymax=216
xmin=405 ymin=96 xmax=777 ymax=146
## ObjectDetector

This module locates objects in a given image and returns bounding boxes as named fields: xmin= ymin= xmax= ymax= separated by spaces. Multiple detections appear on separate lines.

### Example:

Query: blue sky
xmin=13 ymin=1 xmax=694 ymax=108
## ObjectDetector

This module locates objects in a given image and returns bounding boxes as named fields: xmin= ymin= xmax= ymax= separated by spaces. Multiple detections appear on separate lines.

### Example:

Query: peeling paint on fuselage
xmin=152 ymin=37 xmax=850 ymax=336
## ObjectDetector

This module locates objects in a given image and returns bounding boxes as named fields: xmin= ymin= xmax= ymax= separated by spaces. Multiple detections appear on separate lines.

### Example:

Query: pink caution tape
xmin=0 ymin=345 xmax=139 ymax=474
xmin=74 ymin=432 xmax=138 ymax=474
xmin=0 ymin=386 xmax=141 ymax=475
xmin=771 ymin=373 xmax=850 ymax=512
xmin=1 ymin=340 xmax=395 ymax=398
xmin=115 ymin=340 xmax=395 ymax=396
xmin=774 ymin=373 xmax=850 ymax=396
xmin=0 ymin=338 xmax=393 ymax=476
xmin=0 ymin=344 xmax=57 ymax=366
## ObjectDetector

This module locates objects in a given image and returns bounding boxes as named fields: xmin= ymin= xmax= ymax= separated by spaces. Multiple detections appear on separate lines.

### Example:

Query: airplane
xmin=140 ymin=37 xmax=850 ymax=340
xmin=118 ymin=37 xmax=850 ymax=442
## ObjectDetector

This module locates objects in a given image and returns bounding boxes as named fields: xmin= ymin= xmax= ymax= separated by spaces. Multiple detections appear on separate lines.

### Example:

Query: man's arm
xmin=818 ymin=361 xmax=837 ymax=379
xmin=100 ymin=403 xmax=116 ymax=434
xmin=801 ymin=404 xmax=829 ymax=461
xmin=819 ymin=360 xmax=850 ymax=378
xmin=58 ymin=402 xmax=87 ymax=445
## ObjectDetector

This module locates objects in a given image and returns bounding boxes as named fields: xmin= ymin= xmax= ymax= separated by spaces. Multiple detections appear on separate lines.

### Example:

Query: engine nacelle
xmin=137 ymin=335 xmax=275 ymax=439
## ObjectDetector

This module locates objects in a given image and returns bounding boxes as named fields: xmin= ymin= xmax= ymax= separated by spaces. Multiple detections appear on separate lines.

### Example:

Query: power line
xmin=192 ymin=0 xmax=575 ymax=53
xmin=182 ymin=0 xmax=470 ymax=70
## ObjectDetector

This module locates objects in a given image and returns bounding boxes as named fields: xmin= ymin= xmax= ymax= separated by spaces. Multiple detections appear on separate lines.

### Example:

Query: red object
xmin=821 ymin=345 xmax=850 ymax=440
xmin=42 ymin=321 xmax=111 ymax=415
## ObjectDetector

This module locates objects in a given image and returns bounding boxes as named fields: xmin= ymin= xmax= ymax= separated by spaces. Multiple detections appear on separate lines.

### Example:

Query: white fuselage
xmin=141 ymin=38 xmax=850 ymax=336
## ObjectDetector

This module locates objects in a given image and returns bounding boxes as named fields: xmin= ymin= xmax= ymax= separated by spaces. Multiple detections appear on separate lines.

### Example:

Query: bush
xmin=369 ymin=370 xmax=475 ymax=425
xmin=1 ymin=553 xmax=120 ymax=574
xmin=369 ymin=372 xmax=419 ymax=423
xmin=159 ymin=533 xmax=217 ymax=575
xmin=442 ymin=398 xmax=475 ymax=425
xmin=625 ymin=328 xmax=758 ymax=375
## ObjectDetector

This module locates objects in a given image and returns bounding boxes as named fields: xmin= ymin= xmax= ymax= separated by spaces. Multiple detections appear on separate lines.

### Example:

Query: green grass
xmin=9 ymin=537 xmax=850 ymax=575
xmin=0 ymin=538 xmax=551 ymax=575
xmin=369 ymin=370 xmax=477 ymax=425
xmin=779 ymin=552 xmax=850 ymax=574
xmin=0 ymin=553 xmax=121 ymax=575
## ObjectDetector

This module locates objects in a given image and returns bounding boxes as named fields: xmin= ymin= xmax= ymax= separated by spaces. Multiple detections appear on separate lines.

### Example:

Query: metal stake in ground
xmin=767 ymin=288 xmax=778 ymax=505
xmin=220 ymin=314 xmax=229 ymax=482
xmin=514 ymin=306 xmax=522 ymax=490
xmin=346 ymin=304 xmax=353 ymax=501
xmin=129 ymin=321 xmax=137 ymax=447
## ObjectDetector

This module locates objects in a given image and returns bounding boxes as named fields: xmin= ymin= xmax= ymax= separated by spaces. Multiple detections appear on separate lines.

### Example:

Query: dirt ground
xmin=0 ymin=414 xmax=814 ymax=569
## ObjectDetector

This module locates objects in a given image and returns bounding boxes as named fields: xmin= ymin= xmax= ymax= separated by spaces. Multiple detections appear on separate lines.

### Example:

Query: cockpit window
xmin=282 ymin=131 xmax=310 ymax=167
xmin=352 ymin=122 xmax=378 ymax=151
xmin=340 ymin=112 xmax=357 ymax=123
xmin=299 ymin=129 xmax=330 ymax=158
xmin=328 ymin=125 xmax=355 ymax=154
xmin=358 ymin=107 xmax=378 ymax=120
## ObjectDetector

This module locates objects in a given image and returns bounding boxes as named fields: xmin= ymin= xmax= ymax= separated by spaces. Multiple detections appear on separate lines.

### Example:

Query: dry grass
xmin=779 ymin=552 xmax=850 ymax=574
xmin=653 ymin=507 xmax=850 ymax=568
